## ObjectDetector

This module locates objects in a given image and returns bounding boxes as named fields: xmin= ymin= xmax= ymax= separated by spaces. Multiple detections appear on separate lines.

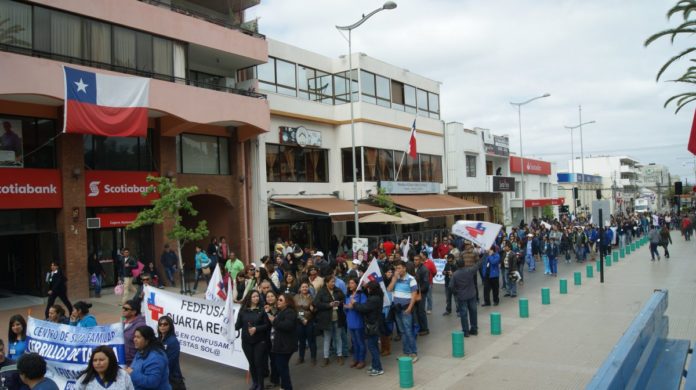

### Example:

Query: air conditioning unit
xmin=86 ymin=218 xmax=101 ymax=229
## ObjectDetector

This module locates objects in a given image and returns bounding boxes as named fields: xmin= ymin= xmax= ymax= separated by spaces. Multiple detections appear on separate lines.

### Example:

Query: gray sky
xmin=249 ymin=0 xmax=696 ymax=186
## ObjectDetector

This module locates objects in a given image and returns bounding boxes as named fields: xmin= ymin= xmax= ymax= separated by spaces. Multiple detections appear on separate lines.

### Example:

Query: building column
xmin=154 ymin=132 xmax=177 ymax=257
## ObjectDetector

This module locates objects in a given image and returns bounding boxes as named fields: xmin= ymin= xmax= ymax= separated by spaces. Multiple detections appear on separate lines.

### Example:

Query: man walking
xmin=481 ymin=247 xmax=500 ymax=306
xmin=387 ymin=261 xmax=419 ymax=362
xmin=413 ymin=254 xmax=430 ymax=336
xmin=119 ymin=248 xmax=138 ymax=306
xmin=502 ymin=244 xmax=518 ymax=298
xmin=450 ymin=254 xmax=481 ymax=337
xmin=648 ymin=227 xmax=661 ymax=261
xmin=160 ymin=244 xmax=178 ymax=287
xmin=442 ymin=253 xmax=457 ymax=315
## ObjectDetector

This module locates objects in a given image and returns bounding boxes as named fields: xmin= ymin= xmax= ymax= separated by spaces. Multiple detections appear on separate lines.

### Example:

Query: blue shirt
xmin=32 ymin=378 xmax=59 ymax=390
xmin=392 ymin=274 xmax=417 ymax=306
xmin=334 ymin=277 xmax=347 ymax=295
xmin=7 ymin=339 xmax=26 ymax=360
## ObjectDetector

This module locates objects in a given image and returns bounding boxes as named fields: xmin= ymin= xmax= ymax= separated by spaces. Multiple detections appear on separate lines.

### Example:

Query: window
xmin=391 ymin=80 xmax=405 ymax=111
xmin=176 ymin=134 xmax=229 ymax=175
xmin=190 ymin=70 xmax=225 ymax=90
xmin=257 ymin=57 xmax=275 ymax=92
xmin=266 ymin=144 xmax=328 ymax=182
xmin=334 ymin=70 xmax=358 ymax=103
xmin=515 ymin=181 xmax=521 ymax=198
xmin=342 ymin=147 xmax=362 ymax=182
xmin=431 ymin=155 xmax=443 ymax=183
xmin=404 ymin=84 xmax=417 ymax=114
xmin=153 ymin=37 xmax=173 ymax=79
xmin=112 ymin=26 xmax=136 ymax=69
xmin=378 ymin=149 xmax=394 ymax=181
xmin=299 ymin=65 xmax=333 ymax=103
xmin=417 ymin=88 xmax=429 ymax=117
xmin=0 ymin=0 xmax=32 ymax=49
xmin=360 ymin=70 xmax=376 ymax=104
xmin=428 ymin=92 xmax=440 ymax=119
xmin=84 ymin=131 xmax=153 ymax=171
xmin=466 ymin=154 xmax=477 ymax=177
xmin=135 ymin=31 xmax=153 ymax=73
xmin=275 ymin=58 xmax=297 ymax=96
xmin=376 ymin=75 xmax=390 ymax=107
xmin=0 ymin=116 xmax=57 ymax=169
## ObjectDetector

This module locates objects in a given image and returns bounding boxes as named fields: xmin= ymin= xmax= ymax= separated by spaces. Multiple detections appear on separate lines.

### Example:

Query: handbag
xmin=114 ymin=281 xmax=124 ymax=296
xmin=90 ymin=273 xmax=98 ymax=286
xmin=132 ymin=261 xmax=145 ymax=278
xmin=202 ymin=266 xmax=211 ymax=276
xmin=365 ymin=321 xmax=380 ymax=336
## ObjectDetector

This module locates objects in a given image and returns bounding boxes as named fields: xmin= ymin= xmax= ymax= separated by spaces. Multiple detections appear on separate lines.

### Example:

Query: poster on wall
xmin=0 ymin=119 xmax=23 ymax=167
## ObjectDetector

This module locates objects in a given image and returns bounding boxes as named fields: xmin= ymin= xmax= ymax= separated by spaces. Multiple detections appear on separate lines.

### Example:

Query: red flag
xmin=407 ymin=119 xmax=417 ymax=159
xmin=689 ymin=108 xmax=696 ymax=155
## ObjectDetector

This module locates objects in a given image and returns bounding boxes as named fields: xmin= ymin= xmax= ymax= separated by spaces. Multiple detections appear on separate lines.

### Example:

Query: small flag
xmin=63 ymin=66 xmax=149 ymax=137
xmin=689 ymin=108 xmax=696 ymax=155
xmin=221 ymin=277 xmax=236 ymax=342
xmin=357 ymin=259 xmax=392 ymax=307
xmin=407 ymin=119 xmax=417 ymax=159
xmin=205 ymin=265 xmax=226 ymax=302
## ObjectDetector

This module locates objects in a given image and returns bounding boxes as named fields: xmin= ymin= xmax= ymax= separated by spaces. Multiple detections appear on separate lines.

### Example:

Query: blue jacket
xmin=130 ymin=348 xmax=171 ymax=390
xmin=194 ymin=251 xmax=210 ymax=270
xmin=70 ymin=314 xmax=97 ymax=327
xmin=482 ymin=252 xmax=500 ymax=278
xmin=344 ymin=292 xmax=366 ymax=330
xmin=7 ymin=339 xmax=27 ymax=360
xmin=161 ymin=333 xmax=183 ymax=380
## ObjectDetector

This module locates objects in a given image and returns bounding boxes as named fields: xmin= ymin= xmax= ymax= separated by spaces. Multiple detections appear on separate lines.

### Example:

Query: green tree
xmin=542 ymin=205 xmax=555 ymax=219
xmin=127 ymin=176 xmax=208 ymax=294
xmin=645 ymin=0 xmax=696 ymax=113
xmin=372 ymin=187 xmax=399 ymax=215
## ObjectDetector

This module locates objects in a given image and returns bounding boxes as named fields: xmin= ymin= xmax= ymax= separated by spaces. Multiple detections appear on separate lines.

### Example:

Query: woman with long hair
xmin=313 ymin=275 xmax=346 ymax=366
xmin=352 ymin=281 xmax=385 ymax=376
xmin=7 ymin=314 xmax=27 ymax=360
xmin=157 ymin=316 xmax=185 ymax=390
xmin=234 ymin=290 xmax=270 ymax=390
xmin=293 ymin=281 xmax=316 ymax=365
xmin=267 ymin=293 xmax=298 ymax=390
xmin=280 ymin=272 xmax=298 ymax=295
xmin=77 ymin=345 xmax=134 ymax=389
xmin=70 ymin=301 xmax=97 ymax=327
xmin=344 ymin=277 xmax=367 ymax=369
xmin=126 ymin=326 xmax=170 ymax=390
xmin=47 ymin=304 xmax=69 ymax=324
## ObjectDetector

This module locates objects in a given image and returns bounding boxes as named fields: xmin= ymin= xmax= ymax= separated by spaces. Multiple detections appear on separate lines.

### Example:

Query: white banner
xmin=356 ymin=259 xmax=392 ymax=307
xmin=451 ymin=220 xmax=503 ymax=250
xmin=142 ymin=285 xmax=247 ymax=370
xmin=26 ymin=317 xmax=125 ymax=390
xmin=432 ymin=258 xmax=447 ymax=285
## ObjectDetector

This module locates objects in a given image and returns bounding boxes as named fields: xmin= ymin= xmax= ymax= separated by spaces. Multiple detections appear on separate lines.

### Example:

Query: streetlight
xmin=565 ymin=111 xmax=595 ymax=217
xmin=510 ymin=93 xmax=550 ymax=224
xmin=336 ymin=1 xmax=397 ymax=240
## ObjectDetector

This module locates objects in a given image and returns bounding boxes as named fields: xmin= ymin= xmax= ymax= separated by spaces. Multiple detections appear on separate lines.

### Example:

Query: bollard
xmin=559 ymin=279 xmax=568 ymax=294
xmin=398 ymin=357 xmax=414 ymax=388
xmin=613 ymin=251 xmax=619 ymax=262
xmin=490 ymin=312 xmax=502 ymax=335
xmin=626 ymin=245 xmax=632 ymax=255
xmin=630 ymin=243 xmax=635 ymax=252
xmin=596 ymin=260 xmax=601 ymax=272
xmin=451 ymin=331 xmax=464 ymax=358
xmin=519 ymin=298 xmax=529 ymax=318
xmin=541 ymin=287 xmax=551 ymax=304
xmin=620 ymin=248 xmax=625 ymax=258
xmin=586 ymin=264 xmax=593 ymax=278
xmin=605 ymin=255 xmax=611 ymax=267
xmin=574 ymin=271 xmax=582 ymax=285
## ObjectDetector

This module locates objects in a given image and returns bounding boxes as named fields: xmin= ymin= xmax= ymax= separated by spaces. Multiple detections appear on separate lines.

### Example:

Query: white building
xmin=637 ymin=163 xmax=671 ymax=212
xmin=572 ymin=155 xmax=641 ymax=212
xmin=509 ymin=156 xmax=560 ymax=224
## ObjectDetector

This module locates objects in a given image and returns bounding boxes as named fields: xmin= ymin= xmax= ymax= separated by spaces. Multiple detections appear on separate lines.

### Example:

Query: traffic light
xmin=560 ymin=205 xmax=569 ymax=213
xmin=596 ymin=189 xmax=602 ymax=200
xmin=573 ymin=187 xmax=579 ymax=199
xmin=675 ymin=181 xmax=683 ymax=195
xmin=576 ymin=199 xmax=581 ymax=207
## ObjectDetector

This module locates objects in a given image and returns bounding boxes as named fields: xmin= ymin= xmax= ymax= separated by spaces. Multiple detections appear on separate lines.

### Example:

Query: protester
xmin=122 ymin=299 xmax=146 ymax=366
xmin=69 ymin=301 xmax=97 ymax=327
xmin=294 ymin=281 xmax=316 ymax=365
xmin=46 ymin=305 xmax=69 ymax=324
xmin=77 ymin=345 xmax=134 ymax=390
xmin=351 ymin=280 xmax=384 ymax=376
xmin=660 ymin=224 xmax=672 ymax=259
xmin=160 ymin=244 xmax=178 ymax=287
xmin=387 ymin=260 xmax=419 ymax=363
xmin=7 ymin=315 xmax=27 ymax=361
xmin=267 ymin=293 xmax=298 ymax=390
xmin=0 ymin=338 xmax=23 ymax=390
xmin=234 ymin=290 xmax=270 ymax=390
xmin=649 ymin=226 xmax=662 ymax=261
xmin=314 ymin=275 xmax=346 ymax=366
xmin=157 ymin=316 xmax=185 ymax=390
xmin=143 ymin=262 xmax=164 ymax=288
xmin=126 ymin=326 xmax=171 ymax=390
xmin=119 ymin=248 xmax=139 ymax=306
xmin=413 ymin=254 xmax=430 ymax=336
xmin=87 ymin=253 xmax=105 ymax=298
xmin=281 ymin=272 xmax=299 ymax=295
xmin=451 ymin=253 xmax=481 ymax=337
xmin=45 ymin=261 xmax=73 ymax=319
xmin=442 ymin=253 xmax=457 ymax=316
xmin=343 ymin=278 xmax=366 ymax=369
xmin=16 ymin=353 xmax=58 ymax=390
xmin=502 ymin=244 xmax=518 ymax=298
xmin=192 ymin=245 xmax=212 ymax=294
xmin=481 ymin=247 xmax=500 ymax=306
xmin=547 ymin=237 xmax=560 ymax=277
xmin=224 ymin=252 xmax=245 ymax=280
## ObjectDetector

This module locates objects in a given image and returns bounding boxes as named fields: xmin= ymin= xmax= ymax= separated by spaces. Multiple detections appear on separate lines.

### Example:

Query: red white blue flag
xmin=357 ymin=259 xmax=392 ymax=307
xmin=63 ymin=66 xmax=149 ymax=137
xmin=407 ymin=119 xmax=417 ymax=159
xmin=451 ymin=220 xmax=503 ymax=250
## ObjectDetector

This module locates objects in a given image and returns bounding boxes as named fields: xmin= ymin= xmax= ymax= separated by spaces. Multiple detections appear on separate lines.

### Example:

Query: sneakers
xmin=409 ymin=354 xmax=419 ymax=363
xmin=368 ymin=369 xmax=384 ymax=376
xmin=426 ymin=310 xmax=432 ymax=314
xmin=442 ymin=311 xmax=451 ymax=316
xmin=470 ymin=329 xmax=478 ymax=336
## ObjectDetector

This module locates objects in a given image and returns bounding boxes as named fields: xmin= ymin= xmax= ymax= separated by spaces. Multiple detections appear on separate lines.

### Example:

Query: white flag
xmin=402 ymin=236 xmax=411 ymax=259
xmin=451 ymin=220 xmax=503 ymax=250
xmin=541 ymin=221 xmax=551 ymax=230
xmin=205 ymin=265 xmax=227 ymax=302
xmin=357 ymin=259 xmax=392 ymax=308
xmin=221 ymin=277 xmax=236 ymax=342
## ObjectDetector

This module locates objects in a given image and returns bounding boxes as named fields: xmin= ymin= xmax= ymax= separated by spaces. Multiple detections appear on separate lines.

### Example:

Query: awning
xmin=271 ymin=198 xmax=382 ymax=222
xmin=394 ymin=211 xmax=428 ymax=225
xmin=359 ymin=212 xmax=402 ymax=223
xmin=389 ymin=195 xmax=488 ymax=218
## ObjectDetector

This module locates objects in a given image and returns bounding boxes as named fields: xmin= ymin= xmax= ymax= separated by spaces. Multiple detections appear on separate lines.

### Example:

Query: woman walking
xmin=126 ymin=326 xmax=171 ymax=390
xmin=77 ymin=345 xmax=134 ymax=389
xmin=234 ymin=290 xmax=270 ymax=390
xmin=313 ymin=275 xmax=346 ymax=366
xmin=157 ymin=316 xmax=185 ymax=390
xmin=351 ymin=281 xmax=385 ymax=376
xmin=267 ymin=293 xmax=298 ymax=390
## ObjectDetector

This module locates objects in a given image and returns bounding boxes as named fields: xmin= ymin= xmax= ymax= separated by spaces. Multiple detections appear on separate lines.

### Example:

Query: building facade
xmin=509 ymin=156 xmax=561 ymax=224
xmin=0 ymin=0 xmax=269 ymax=297
xmin=557 ymin=173 xmax=604 ymax=216
xmin=572 ymin=155 xmax=641 ymax=213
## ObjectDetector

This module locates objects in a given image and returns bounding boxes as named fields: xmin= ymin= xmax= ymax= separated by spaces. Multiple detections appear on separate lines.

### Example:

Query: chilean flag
xmin=407 ymin=119 xmax=417 ymax=158
xmin=63 ymin=66 xmax=149 ymax=137
xmin=689 ymin=108 xmax=696 ymax=155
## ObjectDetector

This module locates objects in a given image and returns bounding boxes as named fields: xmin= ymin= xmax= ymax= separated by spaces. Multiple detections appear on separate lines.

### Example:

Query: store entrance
xmin=0 ymin=233 xmax=58 ymax=296
xmin=87 ymin=226 xmax=153 ymax=287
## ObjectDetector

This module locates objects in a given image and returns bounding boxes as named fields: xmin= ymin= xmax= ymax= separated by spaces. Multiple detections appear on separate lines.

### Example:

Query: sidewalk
xmin=1 ymin=236 xmax=694 ymax=389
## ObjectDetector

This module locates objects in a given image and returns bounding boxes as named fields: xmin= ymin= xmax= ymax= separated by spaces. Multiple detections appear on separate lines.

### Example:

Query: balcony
xmin=620 ymin=165 xmax=637 ymax=175
xmin=620 ymin=178 xmax=638 ymax=187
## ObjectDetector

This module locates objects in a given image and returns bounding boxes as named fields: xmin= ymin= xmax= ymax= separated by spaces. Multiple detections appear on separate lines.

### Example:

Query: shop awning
xmin=271 ymin=198 xmax=382 ymax=222
xmin=389 ymin=195 xmax=488 ymax=218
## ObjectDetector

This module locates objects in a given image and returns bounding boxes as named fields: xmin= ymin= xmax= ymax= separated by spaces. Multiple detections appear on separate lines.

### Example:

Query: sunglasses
xmin=122 ymin=307 xmax=132 ymax=311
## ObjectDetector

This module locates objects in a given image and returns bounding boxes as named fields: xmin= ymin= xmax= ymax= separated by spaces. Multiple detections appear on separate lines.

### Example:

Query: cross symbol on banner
xmin=147 ymin=291 xmax=164 ymax=321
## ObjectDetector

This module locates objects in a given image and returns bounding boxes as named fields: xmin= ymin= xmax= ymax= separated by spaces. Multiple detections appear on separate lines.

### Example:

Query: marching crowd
xmin=1 ymin=209 xmax=694 ymax=390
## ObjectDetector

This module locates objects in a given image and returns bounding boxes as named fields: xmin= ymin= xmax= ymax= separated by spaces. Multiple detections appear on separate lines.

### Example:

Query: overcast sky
xmin=249 ymin=0 xmax=696 ymax=185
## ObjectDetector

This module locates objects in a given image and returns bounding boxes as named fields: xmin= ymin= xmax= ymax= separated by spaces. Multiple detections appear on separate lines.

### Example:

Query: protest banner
xmin=432 ymin=258 xmax=447 ymax=284
xmin=356 ymin=259 xmax=392 ymax=307
xmin=143 ymin=285 xmax=247 ymax=370
xmin=26 ymin=317 xmax=125 ymax=390
xmin=451 ymin=220 xmax=503 ymax=250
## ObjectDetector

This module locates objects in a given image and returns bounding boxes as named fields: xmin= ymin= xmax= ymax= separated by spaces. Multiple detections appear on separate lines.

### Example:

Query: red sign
xmin=0 ymin=168 xmax=62 ymax=209
xmin=85 ymin=171 xmax=158 ymax=207
xmin=510 ymin=156 xmax=552 ymax=175
xmin=96 ymin=212 xmax=139 ymax=228
xmin=524 ymin=198 xmax=565 ymax=207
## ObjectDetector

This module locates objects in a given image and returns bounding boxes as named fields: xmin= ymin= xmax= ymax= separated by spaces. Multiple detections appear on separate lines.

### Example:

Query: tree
xmin=127 ymin=176 xmax=209 ymax=294
xmin=645 ymin=0 xmax=696 ymax=113
xmin=372 ymin=187 xmax=399 ymax=215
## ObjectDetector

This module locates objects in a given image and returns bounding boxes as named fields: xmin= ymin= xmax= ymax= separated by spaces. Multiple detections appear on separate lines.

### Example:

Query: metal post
xmin=347 ymin=29 xmax=359 ymax=239
xmin=599 ymin=208 xmax=604 ymax=283
xmin=518 ymin=105 xmax=526 ymax=224
xmin=570 ymin=127 xmax=576 ymax=216
xmin=579 ymin=105 xmax=586 ymax=216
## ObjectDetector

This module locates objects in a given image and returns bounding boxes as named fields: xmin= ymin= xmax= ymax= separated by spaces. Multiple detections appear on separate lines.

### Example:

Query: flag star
xmin=74 ymin=78 xmax=89 ymax=93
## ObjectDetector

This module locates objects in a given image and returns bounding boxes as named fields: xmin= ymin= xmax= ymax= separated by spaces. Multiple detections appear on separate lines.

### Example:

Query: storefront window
xmin=0 ymin=116 xmax=57 ymax=168
xmin=176 ymin=133 xmax=230 ymax=175
xmin=84 ymin=131 xmax=153 ymax=171
xmin=341 ymin=147 xmax=362 ymax=182
xmin=266 ymin=143 xmax=328 ymax=182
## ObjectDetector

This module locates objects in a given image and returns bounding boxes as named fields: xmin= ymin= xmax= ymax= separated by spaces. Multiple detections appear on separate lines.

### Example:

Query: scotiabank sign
xmin=85 ymin=171 xmax=158 ymax=207
xmin=510 ymin=156 xmax=552 ymax=175
xmin=524 ymin=198 xmax=565 ymax=207
xmin=0 ymin=168 xmax=62 ymax=209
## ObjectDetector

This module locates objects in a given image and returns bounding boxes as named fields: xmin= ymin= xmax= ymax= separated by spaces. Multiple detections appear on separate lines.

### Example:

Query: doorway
xmin=87 ymin=226 xmax=153 ymax=286
xmin=0 ymin=233 xmax=57 ymax=296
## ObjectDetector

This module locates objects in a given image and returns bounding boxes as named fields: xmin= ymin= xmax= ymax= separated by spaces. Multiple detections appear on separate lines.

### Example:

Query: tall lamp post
xmin=510 ymin=93 xmax=550 ymax=224
xmin=565 ymin=113 xmax=595 ymax=216
xmin=337 ymin=1 xmax=397 ymax=240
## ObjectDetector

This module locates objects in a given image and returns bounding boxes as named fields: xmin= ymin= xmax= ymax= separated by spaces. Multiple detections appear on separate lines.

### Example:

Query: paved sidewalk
xmin=1 ymin=236 xmax=694 ymax=389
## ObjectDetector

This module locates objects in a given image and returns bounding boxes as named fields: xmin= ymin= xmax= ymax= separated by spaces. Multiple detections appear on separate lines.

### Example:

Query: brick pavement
xmin=1 ymin=236 xmax=694 ymax=389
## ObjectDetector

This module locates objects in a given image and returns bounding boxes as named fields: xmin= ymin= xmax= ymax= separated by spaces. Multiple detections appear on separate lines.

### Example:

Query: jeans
xmin=349 ymin=328 xmax=366 ymax=362
xmin=457 ymin=297 xmax=478 ymax=335
xmin=445 ymin=284 xmax=454 ymax=313
xmin=543 ymin=255 xmax=550 ymax=274
xmin=164 ymin=265 xmax=177 ymax=286
xmin=393 ymin=306 xmax=417 ymax=355
xmin=426 ymin=285 xmax=433 ymax=311
xmin=526 ymin=253 xmax=535 ymax=271
xmin=366 ymin=335 xmax=382 ymax=371
xmin=662 ymin=243 xmax=670 ymax=258
xmin=93 ymin=274 xmax=103 ymax=295
xmin=242 ymin=340 xmax=268 ymax=389
xmin=415 ymin=294 xmax=428 ymax=332
xmin=297 ymin=321 xmax=317 ymax=360
xmin=506 ymin=272 xmax=517 ymax=296
xmin=272 ymin=352 xmax=293 ymax=390
xmin=549 ymin=257 xmax=558 ymax=275
xmin=482 ymin=277 xmax=499 ymax=305
xmin=192 ymin=268 xmax=210 ymax=291
xmin=323 ymin=322 xmax=343 ymax=358
xmin=649 ymin=243 xmax=660 ymax=260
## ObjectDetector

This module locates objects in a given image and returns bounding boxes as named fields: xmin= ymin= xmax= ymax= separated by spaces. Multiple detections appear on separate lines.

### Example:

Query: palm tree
xmin=645 ymin=0 xmax=696 ymax=113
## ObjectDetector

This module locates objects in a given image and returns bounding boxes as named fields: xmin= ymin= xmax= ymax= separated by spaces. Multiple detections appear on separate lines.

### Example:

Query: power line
xmin=527 ymin=143 xmax=685 ymax=158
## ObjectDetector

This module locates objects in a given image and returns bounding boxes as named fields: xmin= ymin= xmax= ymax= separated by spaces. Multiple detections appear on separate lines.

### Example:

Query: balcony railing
xmin=0 ymin=44 xmax=266 ymax=100
xmin=138 ymin=0 xmax=265 ymax=39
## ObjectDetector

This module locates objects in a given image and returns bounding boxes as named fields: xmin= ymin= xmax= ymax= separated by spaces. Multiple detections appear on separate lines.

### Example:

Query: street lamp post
xmin=567 ymin=125 xmax=576 ymax=215
xmin=510 ymin=93 xmax=550 ymax=225
xmin=565 ymin=110 xmax=595 ymax=218
xmin=336 ymin=1 xmax=397 ymax=240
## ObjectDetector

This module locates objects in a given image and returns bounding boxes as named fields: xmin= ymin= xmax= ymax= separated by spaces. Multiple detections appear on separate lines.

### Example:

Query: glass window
xmin=342 ymin=147 xmax=362 ymax=182
xmin=378 ymin=149 xmax=394 ymax=181
xmin=136 ymin=31 xmax=153 ymax=73
xmin=406 ymin=153 xmax=419 ymax=182
xmin=257 ymin=57 xmax=275 ymax=83
xmin=153 ymin=37 xmax=173 ymax=79
xmin=394 ymin=151 xmax=408 ymax=181
xmin=428 ymin=92 xmax=439 ymax=113
xmin=361 ymin=70 xmax=375 ymax=96
xmin=266 ymin=144 xmax=327 ymax=183
xmin=51 ymin=10 xmax=82 ymax=58
xmin=177 ymin=134 xmax=229 ymax=175
xmin=83 ymin=19 xmax=111 ymax=64
xmin=417 ymin=88 xmax=429 ymax=111
xmin=84 ymin=132 xmax=153 ymax=171
xmin=0 ymin=0 xmax=32 ymax=48
xmin=431 ymin=155 xmax=442 ymax=183
xmin=0 ymin=116 xmax=57 ymax=169
xmin=420 ymin=154 xmax=431 ymax=182
xmin=515 ymin=181 xmax=521 ymax=198
xmin=113 ymin=27 xmax=136 ymax=69
xmin=376 ymin=75 xmax=390 ymax=100
xmin=404 ymin=84 xmax=417 ymax=113
xmin=364 ymin=147 xmax=378 ymax=181
xmin=316 ymin=71 xmax=334 ymax=104
xmin=391 ymin=80 xmax=404 ymax=105
xmin=275 ymin=58 xmax=296 ymax=96
xmin=173 ymin=42 xmax=186 ymax=80
xmin=466 ymin=154 xmax=477 ymax=177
